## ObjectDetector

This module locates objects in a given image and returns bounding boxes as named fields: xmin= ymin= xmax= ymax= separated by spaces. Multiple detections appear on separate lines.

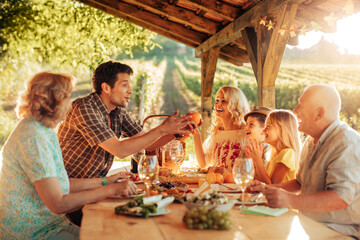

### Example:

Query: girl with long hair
xmin=245 ymin=109 xmax=301 ymax=184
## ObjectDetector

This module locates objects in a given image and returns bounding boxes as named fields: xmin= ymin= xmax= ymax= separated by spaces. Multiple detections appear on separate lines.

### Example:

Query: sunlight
xmin=287 ymin=216 xmax=310 ymax=240
xmin=296 ymin=12 xmax=360 ymax=55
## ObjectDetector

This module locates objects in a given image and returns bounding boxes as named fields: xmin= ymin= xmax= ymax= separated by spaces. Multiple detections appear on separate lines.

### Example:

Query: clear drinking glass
xmin=168 ymin=140 xmax=185 ymax=174
xmin=138 ymin=155 xmax=159 ymax=196
xmin=232 ymin=157 xmax=255 ymax=208
xmin=132 ymin=149 xmax=146 ymax=163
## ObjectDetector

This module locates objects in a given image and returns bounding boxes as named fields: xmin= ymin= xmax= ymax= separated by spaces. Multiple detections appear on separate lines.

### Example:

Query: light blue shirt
xmin=297 ymin=120 xmax=360 ymax=237
xmin=0 ymin=117 xmax=70 ymax=239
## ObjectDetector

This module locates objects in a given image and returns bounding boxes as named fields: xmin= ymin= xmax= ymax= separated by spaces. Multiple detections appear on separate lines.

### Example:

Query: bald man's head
xmin=294 ymin=84 xmax=341 ymax=137
xmin=304 ymin=84 xmax=341 ymax=121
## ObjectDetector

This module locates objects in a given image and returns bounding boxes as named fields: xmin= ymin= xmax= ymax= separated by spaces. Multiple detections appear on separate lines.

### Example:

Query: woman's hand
xmin=111 ymin=180 xmax=138 ymax=198
xmin=107 ymin=172 xmax=135 ymax=184
xmin=245 ymin=139 xmax=263 ymax=163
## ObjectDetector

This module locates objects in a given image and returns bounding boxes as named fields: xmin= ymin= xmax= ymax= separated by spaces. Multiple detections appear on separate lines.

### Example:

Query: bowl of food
xmin=181 ymin=190 xmax=235 ymax=212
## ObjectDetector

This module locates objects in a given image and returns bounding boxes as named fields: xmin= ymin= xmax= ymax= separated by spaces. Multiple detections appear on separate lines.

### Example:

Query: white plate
xmin=234 ymin=193 xmax=267 ymax=205
xmin=111 ymin=189 xmax=145 ymax=199
xmin=235 ymin=200 xmax=266 ymax=205
xmin=121 ymin=208 xmax=171 ymax=217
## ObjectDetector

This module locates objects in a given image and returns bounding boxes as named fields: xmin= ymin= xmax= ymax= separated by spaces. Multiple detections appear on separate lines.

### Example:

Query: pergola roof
xmin=77 ymin=0 xmax=360 ymax=66
xmin=77 ymin=0 xmax=360 ymax=139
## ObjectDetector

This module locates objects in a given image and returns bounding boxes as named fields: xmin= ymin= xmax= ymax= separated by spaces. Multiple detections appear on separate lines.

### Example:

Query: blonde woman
xmin=192 ymin=86 xmax=250 ymax=171
xmin=0 ymin=72 xmax=137 ymax=239
xmin=245 ymin=110 xmax=301 ymax=184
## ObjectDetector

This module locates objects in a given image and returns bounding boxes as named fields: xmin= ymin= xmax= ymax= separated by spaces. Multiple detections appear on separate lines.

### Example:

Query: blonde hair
xmin=211 ymin=86 xmax=250 ymax=136
xmin=16 ymin=72 xmax=74 ymax=128
xmin=266 ymin=110 xmax=301 ymax=158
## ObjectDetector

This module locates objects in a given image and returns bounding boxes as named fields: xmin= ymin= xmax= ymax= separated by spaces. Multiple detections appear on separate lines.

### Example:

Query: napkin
xmin=156 ymin=196 xmax=175 ymax=209
xmin=143 ymin=195 xmax=162 ymax=204
xmin=241 ymin=205 xmax=288 ymax=217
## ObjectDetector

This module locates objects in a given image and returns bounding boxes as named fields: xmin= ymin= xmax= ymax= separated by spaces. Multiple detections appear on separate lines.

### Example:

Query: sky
xmin=294 ymin=12 xmax=360 ymax=55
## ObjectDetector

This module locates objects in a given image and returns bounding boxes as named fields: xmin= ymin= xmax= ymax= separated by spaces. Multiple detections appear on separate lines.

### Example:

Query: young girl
xmin=245 ymin=109 xmax=300 ymax=184
xmin=192 ymin=86 xmax=250 ymax=171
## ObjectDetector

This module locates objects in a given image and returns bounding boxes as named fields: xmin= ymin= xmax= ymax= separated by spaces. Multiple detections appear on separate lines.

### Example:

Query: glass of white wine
xmin=132 ymin=149 xmax=145 ymax=163
xmin=232 ymin=157 xmax=255 ymax=208
xmin=168 ymin=140 xmax=185 ymax=175
xmin=138 ymin=155 xmax=159 ymax=196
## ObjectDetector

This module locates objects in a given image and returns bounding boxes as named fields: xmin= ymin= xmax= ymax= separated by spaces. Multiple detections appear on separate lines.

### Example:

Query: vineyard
xmin=1 ymin=57 xmax=359 ymax=149
xmin=175 ymin=57 xmax=360 ymax=131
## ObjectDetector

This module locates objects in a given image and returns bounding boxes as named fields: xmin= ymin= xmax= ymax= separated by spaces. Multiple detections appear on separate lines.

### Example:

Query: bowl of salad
xmin=181 ymin=190 xmax=235 ymax=212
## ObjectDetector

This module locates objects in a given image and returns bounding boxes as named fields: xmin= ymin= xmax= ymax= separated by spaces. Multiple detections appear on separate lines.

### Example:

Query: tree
xmin=1 ymin=0 xmax=156 ymax=69
xmin=0 ymin=0 xmax=157 ymax=103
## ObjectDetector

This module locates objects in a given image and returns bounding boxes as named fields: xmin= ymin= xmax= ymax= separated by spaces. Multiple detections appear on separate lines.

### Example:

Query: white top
xmin=203 ymin=129 xmax=247 ymax=171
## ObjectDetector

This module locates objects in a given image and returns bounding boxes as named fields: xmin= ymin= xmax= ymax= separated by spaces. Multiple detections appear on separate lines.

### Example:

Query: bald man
xmin=251 ymin=84 xmax=360 ymax=238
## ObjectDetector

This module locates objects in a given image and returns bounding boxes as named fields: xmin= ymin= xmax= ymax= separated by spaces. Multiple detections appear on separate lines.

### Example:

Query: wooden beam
xmin=241 ymin=27 xmax=258 ymax=82
xmin=200 ymin=48 xmax=219 ymax=141
xmin=232 ymin=38 xmax=246 ymax=50
xmin=180 ymin=0 xmax=243 ymax=21
xmin=78 ymin=0 xmax=247 ymax=65
xmin=241 ymin=2 xmax=299 ymax=108
xmin=122 ymin=0 xmax=219 ymax=34
xmin=218 ymin=54 xmax=244 ymax=66
xmin=254 ymin=2 xmax=298 ymax=108
xmin=256 ymin=20 xmax=272 ymax=107
xmin=80 ymin=0 xmax=206 ymax=44
xmin=295 ymin=5 xmax=337 ymax=32
xmin=195 ymin=0 xmax=306 ymax=57
xmin=263 ymin=2 xmax=299 ymax=88
xmin=220 ymin=45 xmax=249 ymax=63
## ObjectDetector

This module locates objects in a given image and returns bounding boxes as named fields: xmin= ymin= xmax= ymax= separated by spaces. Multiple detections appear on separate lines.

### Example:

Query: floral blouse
xmin=203 ymin=129 xmax=247 ymax=171
xmin=0 ymin=117 xmax=70 ymax=239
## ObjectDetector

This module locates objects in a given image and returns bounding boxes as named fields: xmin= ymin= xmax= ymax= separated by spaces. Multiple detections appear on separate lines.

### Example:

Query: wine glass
xmin=232 ymin=157 xmax=255 ymax=208
xmin=138 ymin=155 xmax=159 ymax=196
xmin=168 ymin=140 xmax=185 ymax=174
xmin=130 ymin=149 xmax=145 ymax=173
xmin=132 ymin=149 xmax=145 ymax=163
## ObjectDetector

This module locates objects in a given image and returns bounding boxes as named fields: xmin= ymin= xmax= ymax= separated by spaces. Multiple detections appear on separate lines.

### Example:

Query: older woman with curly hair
xmin=0 ymin=72 xmax=137 ymax=240
xmin=192 ymin=86 xmax=250 ymax=171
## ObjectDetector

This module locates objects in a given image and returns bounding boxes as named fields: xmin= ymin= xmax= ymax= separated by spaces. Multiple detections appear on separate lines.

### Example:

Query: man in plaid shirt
xmin=58 ymin=61 xmax=194 ymax=225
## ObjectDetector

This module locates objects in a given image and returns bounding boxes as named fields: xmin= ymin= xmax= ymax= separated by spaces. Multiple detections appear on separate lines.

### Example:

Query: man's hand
xmin=111 ymin=180 xmax=137 ymax=198
xmin=263 ymin=185 xmax=295 ymax=209
xmin=107 ymin=172 xmax=135 ymax=184
xmin=162 ymin=111 xmax=196 ymax=136
xmin=247 ymin=180 xmax=266 ymax=193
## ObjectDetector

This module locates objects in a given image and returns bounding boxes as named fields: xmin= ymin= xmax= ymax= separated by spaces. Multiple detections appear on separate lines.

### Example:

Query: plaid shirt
xmin=57 ymin=93 xmax=142 ymax=178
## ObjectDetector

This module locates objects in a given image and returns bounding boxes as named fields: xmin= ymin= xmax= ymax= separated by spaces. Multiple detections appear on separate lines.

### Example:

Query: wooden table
xmin=80 ymin=198 xmax=352 ymax=240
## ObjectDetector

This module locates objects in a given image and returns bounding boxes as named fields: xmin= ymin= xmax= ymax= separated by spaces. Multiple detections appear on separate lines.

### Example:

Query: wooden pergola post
xmin=242 ymin=1 xmax=299 ymax=109
xmin=200 ymin=48 xmax=220 ymax=141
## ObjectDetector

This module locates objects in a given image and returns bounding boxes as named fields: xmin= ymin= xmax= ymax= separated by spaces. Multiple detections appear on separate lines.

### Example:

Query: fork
xmin=219 ymin=183 xmax=238 ymax=190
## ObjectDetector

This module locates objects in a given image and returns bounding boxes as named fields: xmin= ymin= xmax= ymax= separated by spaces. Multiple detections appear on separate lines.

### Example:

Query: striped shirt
xmin=57 ymin=93 xmax=142 ymax=178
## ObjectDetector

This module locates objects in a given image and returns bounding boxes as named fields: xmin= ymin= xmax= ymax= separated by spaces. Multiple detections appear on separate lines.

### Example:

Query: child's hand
xmin=245 ymin=139 xmax=263 ymax=163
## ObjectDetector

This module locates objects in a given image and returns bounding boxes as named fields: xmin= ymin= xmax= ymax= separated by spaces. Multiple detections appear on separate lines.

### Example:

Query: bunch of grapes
xmin=183 ymin=206 xmax=231 ymax=230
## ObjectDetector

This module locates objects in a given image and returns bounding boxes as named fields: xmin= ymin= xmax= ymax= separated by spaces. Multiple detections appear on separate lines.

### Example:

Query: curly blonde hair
xmin=266 ymin=110 xmax=301 ymax=159
xmin=211 ymin=86 xmax=250 ymax=136
xmin=16 ymin=72 xmax=74 ymax=128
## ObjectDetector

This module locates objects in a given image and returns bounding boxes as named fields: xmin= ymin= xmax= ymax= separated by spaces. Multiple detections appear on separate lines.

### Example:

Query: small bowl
xmin=183 ymin=200 xmax=236 ymax=212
